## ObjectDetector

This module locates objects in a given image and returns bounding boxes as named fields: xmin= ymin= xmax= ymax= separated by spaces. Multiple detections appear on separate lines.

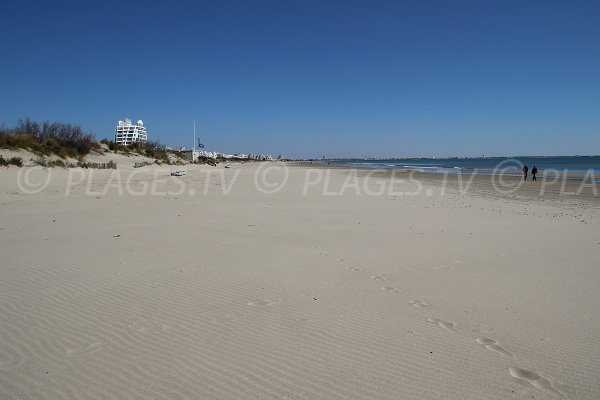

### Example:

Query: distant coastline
xmin=318 ymin=155 xmax=600 ymax=161
xmin=308 ymin=155 xmax=600 ymax=176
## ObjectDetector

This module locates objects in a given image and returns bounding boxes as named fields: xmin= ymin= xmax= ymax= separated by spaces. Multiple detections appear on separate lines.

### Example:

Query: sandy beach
xmin=1 ymin=162 xmax=599 ymax=399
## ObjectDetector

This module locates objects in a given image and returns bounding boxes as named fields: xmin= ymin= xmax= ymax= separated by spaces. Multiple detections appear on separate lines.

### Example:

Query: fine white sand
xmin=1 ymin=163 xmax=599 ymax=399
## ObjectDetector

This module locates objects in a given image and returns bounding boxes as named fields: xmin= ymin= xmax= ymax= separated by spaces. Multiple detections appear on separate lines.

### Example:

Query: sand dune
xmin=1 ymin=163 xmax=599 ymax=399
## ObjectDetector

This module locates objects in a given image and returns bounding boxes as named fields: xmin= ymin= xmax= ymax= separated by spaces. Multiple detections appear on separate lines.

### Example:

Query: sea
xmin=325 ymin=156 xmax=600 ymax=177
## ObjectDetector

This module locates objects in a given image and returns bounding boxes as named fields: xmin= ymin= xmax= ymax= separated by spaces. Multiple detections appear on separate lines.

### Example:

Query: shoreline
xmin=295 ymin=160 xmax=599 ymax=180
xmin=289 ymin=161 xmax=600 ymax=205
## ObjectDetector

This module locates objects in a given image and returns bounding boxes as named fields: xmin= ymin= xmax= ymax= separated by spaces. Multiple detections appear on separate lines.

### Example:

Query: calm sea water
xmin=327 ymin=156 xmax=600 ymax=175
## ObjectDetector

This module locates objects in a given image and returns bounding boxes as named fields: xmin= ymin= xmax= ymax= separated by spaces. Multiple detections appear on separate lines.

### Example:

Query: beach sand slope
xmin=1 ymin=163 xmax=599 ymax=399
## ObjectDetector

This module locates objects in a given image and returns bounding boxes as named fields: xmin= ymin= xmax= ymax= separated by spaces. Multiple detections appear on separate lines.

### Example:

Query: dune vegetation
xmin=1 ymin=119 xmax=188 ymax=166
xmin=0 ymin=119 xmax=99 ymax=159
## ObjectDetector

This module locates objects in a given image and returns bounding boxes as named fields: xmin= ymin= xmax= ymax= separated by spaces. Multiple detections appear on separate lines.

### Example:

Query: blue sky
xmin=1 ymin=0 xmax=599 ymax=158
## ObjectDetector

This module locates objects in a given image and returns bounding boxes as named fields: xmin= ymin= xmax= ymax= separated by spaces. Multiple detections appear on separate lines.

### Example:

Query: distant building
xmin=115 ymin=118 xmax=147 ymax=145
xmin=248 ymin=154 xmax=274 ymax=161
xmin=183 ymin=149 xmax=202 ymax=162
xmin=183 ymin=149 xmax=218 ymax=162
xmin=181 ymin=149 xmax=274 ymax=162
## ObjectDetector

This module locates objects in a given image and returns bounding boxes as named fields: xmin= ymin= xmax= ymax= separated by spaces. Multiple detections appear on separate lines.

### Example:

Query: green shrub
xmin=34 ymin=158 xmax=48 ymax=167
xmin=8 ymin=157 xmax=23 ymax=167
xmin=48 ymin=159 xmax=66 ymax=168
xmin=0 ymin=119 xmax=99 ymax=158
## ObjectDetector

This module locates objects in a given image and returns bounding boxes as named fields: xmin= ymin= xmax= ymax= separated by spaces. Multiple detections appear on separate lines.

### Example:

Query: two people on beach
xmin=522 ymin=164 xmax=538 ymax=181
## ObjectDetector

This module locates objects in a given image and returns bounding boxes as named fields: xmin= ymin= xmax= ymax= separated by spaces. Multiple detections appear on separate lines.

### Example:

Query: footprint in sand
xmin=210 ymin=311 xmax=246 ymax=323
xmin=346 ymin=266 xmax=362 ymax=272
xmin=371 ymin=275 xmax=388 ymax=281
xmin=476 ymin=338 xmax=511 ymax=356
xmin=0 ymin=344 xmax=24 ymax=369
xmin=434 ymin=264 xmax=456 ymax=270
xmin=427 ymin=317 xmax=458 ymax=333
xmin=0 ymin=357 xmax=23 ymax=369
xmin=509 ymin=367 xmax=562 ymax=396
xmin=247 ymin=299 xmax=280 ymax=307
xmin=408 ymin=300 xmax=428 ymax=308
xmin=380 ymin=286 xmax=401 ymax=293
xmin=66 ymin=341 xmax=103 ymax=356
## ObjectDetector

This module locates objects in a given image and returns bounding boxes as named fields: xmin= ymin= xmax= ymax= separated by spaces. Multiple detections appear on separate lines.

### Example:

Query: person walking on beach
xmin=531 ymin=165 xmax=538 ymax=181
xmin=522 ymin=164 xmax=528 ymax=181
